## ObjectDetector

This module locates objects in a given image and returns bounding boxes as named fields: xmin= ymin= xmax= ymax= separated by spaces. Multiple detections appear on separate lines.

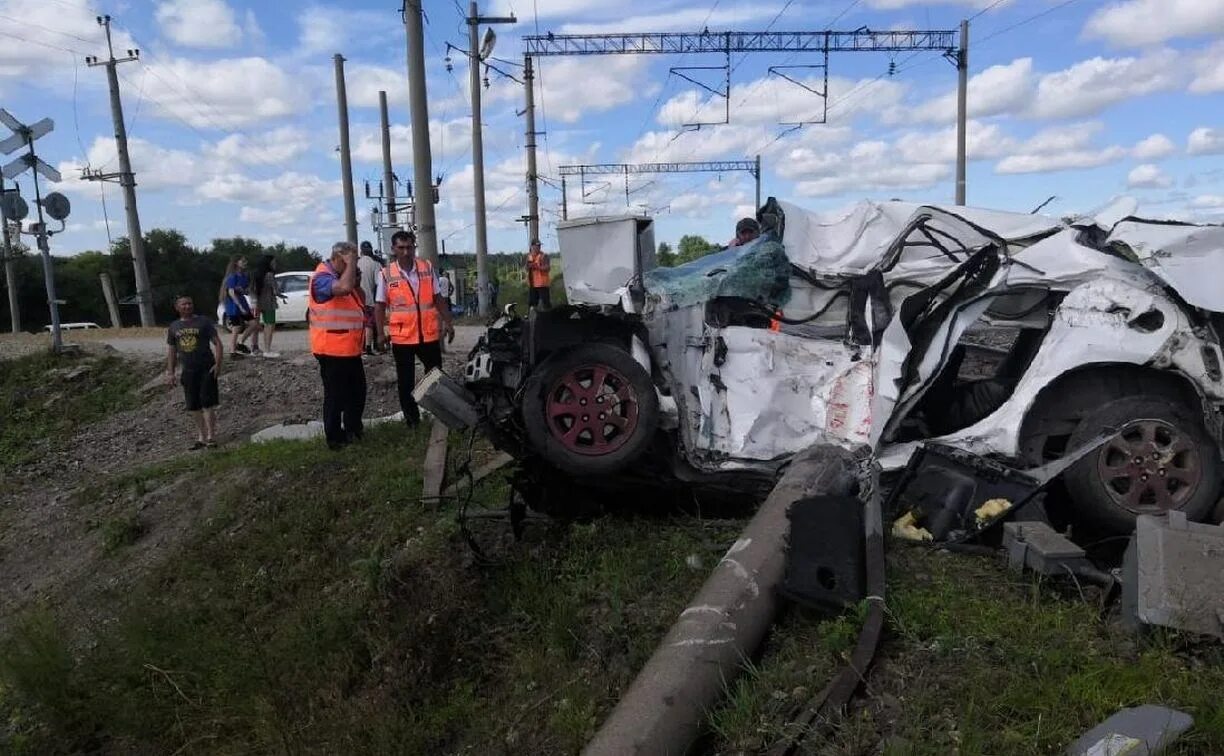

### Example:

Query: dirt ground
xmin=0 ymin=340 xmax=472 ymax=637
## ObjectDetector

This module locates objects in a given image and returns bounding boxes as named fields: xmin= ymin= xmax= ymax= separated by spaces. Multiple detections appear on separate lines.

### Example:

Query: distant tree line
xmin=0 ymin=230 xmax=320 ymax=331
xmin=656 ymin=235 xmax=720 ymax=267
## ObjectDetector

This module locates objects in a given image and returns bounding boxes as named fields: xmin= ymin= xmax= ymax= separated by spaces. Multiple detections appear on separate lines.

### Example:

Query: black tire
xmin=1064 ymin=396 xmax=1221 ymax=535
xmin=522 ymin=343 xmax=659 ymax=476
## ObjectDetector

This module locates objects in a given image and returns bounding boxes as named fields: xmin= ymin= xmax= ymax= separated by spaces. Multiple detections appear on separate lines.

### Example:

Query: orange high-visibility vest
xmin=385 ymin=259 xmax=440 ymax=345
xmin=527 ymin=250 xmax=550 ymax=288
xmin=308 ymin=262 xmax=365 ymax=357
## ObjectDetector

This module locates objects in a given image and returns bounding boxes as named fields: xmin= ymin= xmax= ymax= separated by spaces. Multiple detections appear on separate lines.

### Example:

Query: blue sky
xmin=0 ymin=0 xmax=1221 ymax=262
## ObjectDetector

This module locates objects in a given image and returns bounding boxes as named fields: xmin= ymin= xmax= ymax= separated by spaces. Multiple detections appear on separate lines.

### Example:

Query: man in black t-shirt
xmin=166 ymin=295 xmax=224 ymax=449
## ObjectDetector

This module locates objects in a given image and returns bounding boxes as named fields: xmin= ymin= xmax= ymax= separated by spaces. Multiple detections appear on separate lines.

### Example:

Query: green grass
xmin=0 ymin=350 xmax=144 ymax=472
xmin=0 ymin=423 xmax=736 ymax=754
xmin=705 ymin=546 xmax=1224 ymax=755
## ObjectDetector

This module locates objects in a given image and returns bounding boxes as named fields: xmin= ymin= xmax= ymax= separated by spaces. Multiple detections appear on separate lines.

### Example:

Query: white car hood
xmin=776 ymin=199 xmax=1065 ymax=277
xmin=1102 ymin=220 xmax=1224 ymax=311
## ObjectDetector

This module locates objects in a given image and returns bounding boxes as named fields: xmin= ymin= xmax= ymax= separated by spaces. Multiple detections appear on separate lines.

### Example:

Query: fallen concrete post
xmin=442 ymin=452 xmax=513 ymax=498
xmin=422 ymin=419 xmax=449 ymax=501
xmin=583 ymin=444 xmax=864 ymax=756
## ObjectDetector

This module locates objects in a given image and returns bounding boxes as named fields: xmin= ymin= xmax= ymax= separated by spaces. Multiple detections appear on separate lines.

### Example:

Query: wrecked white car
xmin=434 ymin=198 xmax=1224 ymax=534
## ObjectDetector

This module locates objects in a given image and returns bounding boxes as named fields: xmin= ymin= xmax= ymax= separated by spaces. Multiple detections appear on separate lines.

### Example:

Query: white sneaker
xmin=262 ymin=351 xmax=281 ymax=358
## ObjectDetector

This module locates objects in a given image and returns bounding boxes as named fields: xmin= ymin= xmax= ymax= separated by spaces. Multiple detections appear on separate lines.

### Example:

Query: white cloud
xmin=558 ymin=4 xmax=784 ymax=34
xmin=349 ymin=119 xmax=474 ymax=169
xmin=773 ymin=136 xmax=952 ymax=199
xmin=0 ymin=0 xmax=137 ymax=81
xmin=196 ymin=171 xmax=341 ymax=220
xmin=205 ymin=127 xmax=313 ymax=166
xmin=239 ymin=206 xmax=294 ymax=227
xmin=994 ymin=122 xmax=1127 ymax=174
xmin=1084 ymin=0 xmax=1224 ymax=47
xmin=1132 ymin=133 xmax=1175 ymax=160
xmin=296 ymin=6 xmax=397 ymax=57
xmin=866 ymin=0 xmax=1009 ymax=7
xmin=1188 ymin=128 xmax=1224 ymax=155
xmin=657 ymin=73 xmax=907 ymax=130
xmin=537 ymin=57 xmax=652 ymax=123
xmin=156 ymin=0 xmax=243 ymax=49
xmin=141 ymin=57 xmax=310 ymax=129
xmin=1127 ymin=164 xmax=1172 ymax=189
xmin=1190 ymin=41 xmax=1224 ymax=94
xmin=1191 ymin=195 xmax=1224 ymax=210
xmin=345 ymin=64 xmax=409 ymax=109
xmin=996 ymin=147 xmax=1126 ymax=175
xmin=896 ymin=58 xmax=1034 ymax=125
xmin=490 ymin=0 xmax=604 ymax=18
xmin=1030 ymin=51 xmax=1181 ymax=119
xmin=894 ymin=121 xmax=1018 ymax=164
xmin=56 ymin=136 xmax=202 ymax=193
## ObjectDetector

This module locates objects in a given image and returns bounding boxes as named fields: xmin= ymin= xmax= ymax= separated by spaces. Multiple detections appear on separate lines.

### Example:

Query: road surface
xmin=101 ymin=325 xmax=485 ymax=360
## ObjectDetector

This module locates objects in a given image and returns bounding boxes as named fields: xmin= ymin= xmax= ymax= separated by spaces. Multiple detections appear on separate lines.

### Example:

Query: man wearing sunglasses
xmin=374 ymin=230 xmax=455 ymax=428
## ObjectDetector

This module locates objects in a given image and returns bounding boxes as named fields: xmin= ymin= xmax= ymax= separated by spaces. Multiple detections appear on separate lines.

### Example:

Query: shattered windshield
xmin=643 ymin=235 xmax=792 ymax=311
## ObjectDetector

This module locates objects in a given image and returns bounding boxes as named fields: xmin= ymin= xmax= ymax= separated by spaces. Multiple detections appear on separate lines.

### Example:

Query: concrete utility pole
xmin=378 ymin=90 xmax=398 ymax=228
xmin=99 ymin=272 xmax=121 ymax=327
xmin=1 ymin=175 xmax=20 ymax=333
xmin=403 ymin=1 xmax=438 ymax=265
xmin=955 ymin=19 xmax=969 ymax=206
xmin=466 ymin=2 xmax=516 ymax=317
xmin=334 ymin=54 xmax=358 ymax=245
xmin=85 ymin=16 xmax=154 ymax=327
xmin=523 ymin=55 xmax=539 ymax=243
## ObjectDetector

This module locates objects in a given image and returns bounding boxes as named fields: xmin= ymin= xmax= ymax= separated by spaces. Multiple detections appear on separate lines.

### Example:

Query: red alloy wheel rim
xmin=1096 ymin=419 xmax=1202 ymax=513
xmin=544 ymin=363 xmax=640 ymax=455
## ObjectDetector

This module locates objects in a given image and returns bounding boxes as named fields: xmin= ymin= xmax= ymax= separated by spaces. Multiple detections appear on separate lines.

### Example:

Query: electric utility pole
xmin=403 ymin=0 xmax=439 ymax=265
xmin=85 ymin=15 xmax=154 ymax=327
xmin=467 ymin=2 xmax=516 ymax=317
xmin=955 ymin=19 xmax=969 ymax=206
xmin=1 ymin=175 xmax=19 ymax=332
xmin=379 ymin=90 xmax=398 ymax=227
xmin=522 ymin=55 xmax=539 ymax=243
xmin=522 ymin=28 xmax=964 ymax=219
xmin=335 ymin=54 xmax=358 ymax=245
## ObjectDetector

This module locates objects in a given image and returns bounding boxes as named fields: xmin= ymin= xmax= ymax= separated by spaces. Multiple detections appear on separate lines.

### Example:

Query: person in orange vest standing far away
xmin=309 ymin=241 xmax=368 ymax=450
xmin=526 ymin=238 xmax=551 ymax=311
xmin=375 ymin=230 xmax=454 ymax=428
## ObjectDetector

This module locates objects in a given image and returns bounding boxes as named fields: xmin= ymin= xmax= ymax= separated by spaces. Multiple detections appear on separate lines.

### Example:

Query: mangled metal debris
xmin=1123 ymin=511 xmax=1224 ymax=639
xmin=419 ymin=194 xmax=1223 ymax=538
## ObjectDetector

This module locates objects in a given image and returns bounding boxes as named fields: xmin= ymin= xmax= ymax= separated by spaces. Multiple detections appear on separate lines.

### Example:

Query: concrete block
xmin=1131 ymin=512 xmax=1224 ymax=639
xmin=1003 ymin=521 xmax=1088 ymax=575
xmin=1066 ymin=704 xmax=1193 ymax=755
xmin=414 ymin=368 xmax=479 ymax=429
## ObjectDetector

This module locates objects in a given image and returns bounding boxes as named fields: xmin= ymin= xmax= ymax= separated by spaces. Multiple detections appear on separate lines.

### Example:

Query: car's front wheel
xmin=521 ymin=343 xmax=659 ymax=476
xmin=1063 ymin=396 xmax=1221 ymax=534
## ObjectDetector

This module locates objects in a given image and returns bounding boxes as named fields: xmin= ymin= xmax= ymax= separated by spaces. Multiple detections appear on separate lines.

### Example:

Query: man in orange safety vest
xmin=374 ymin=230 xmax=454 ymax=428
xmin=526 ymin=238 xmax=551 ymax=311
xmin=309 ymin=241 xmax=368 ymax=450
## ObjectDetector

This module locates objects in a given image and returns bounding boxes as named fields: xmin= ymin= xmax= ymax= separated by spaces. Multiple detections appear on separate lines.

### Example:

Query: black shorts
xmin=228 ymin=312 xmax=253 ymax=329
xmin=528 ymin=286 xmax=551 ymax=308
xmin=181 ymin=366 xmax=219 ymax=411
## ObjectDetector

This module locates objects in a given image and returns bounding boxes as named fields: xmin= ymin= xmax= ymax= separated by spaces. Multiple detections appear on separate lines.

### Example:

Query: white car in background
xmin=216 ymin=271 xmax=313 ymax=326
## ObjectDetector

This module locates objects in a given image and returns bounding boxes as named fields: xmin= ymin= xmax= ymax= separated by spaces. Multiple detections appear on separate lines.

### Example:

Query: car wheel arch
xmin=1018 ymin=363 xmax=1222 ymax=465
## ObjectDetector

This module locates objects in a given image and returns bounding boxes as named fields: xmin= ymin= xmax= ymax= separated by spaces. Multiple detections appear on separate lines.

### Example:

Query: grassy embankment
xmin=0 ymin=353 xmax=734 ymax=753
xmin=707 ymin=547 xmax=1224 ymax=754
xmin=0 ymin=349 xmax=144 ymax=473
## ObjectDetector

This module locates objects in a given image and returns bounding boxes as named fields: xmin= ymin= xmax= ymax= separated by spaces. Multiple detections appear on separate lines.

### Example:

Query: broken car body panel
xmin=452 ymin=198 xmax=1224 ymax=523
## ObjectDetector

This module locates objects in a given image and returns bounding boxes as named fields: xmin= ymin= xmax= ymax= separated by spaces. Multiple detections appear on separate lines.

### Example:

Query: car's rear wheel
xmin=1063 ymin=396 xmax=1220 ymax=534
xmin=522 ymin=343 xmax=658 ymax=476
